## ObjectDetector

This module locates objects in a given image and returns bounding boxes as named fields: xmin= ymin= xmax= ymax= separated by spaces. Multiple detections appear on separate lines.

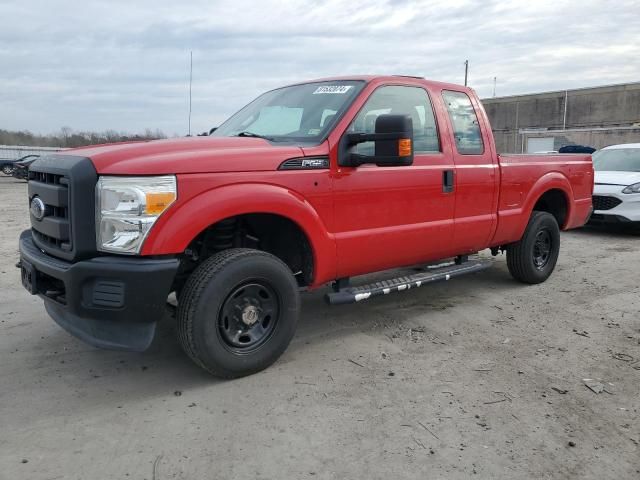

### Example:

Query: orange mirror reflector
xmin=398 ymin=138 xmax=412 ymax=157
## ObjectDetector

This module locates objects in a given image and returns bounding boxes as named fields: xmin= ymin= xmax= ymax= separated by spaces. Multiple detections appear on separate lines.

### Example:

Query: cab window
xmin=350 ymin=86 xmax=440 ymax=155
xmin=442 ymin=90 xmax=484 ymax=155
xmin=212 ymin=80 xmax=364 ymax=143
xmin=245 ymin=106 xmax=304 ymax=135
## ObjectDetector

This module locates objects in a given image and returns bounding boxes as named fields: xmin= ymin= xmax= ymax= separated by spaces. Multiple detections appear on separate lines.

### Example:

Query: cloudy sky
xmin=1 ymin=0 xmax=638 ymax=136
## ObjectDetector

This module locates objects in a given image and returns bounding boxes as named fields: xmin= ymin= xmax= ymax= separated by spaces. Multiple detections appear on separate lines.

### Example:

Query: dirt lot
xmin=1 ymin=174 xmax=639 ymax=480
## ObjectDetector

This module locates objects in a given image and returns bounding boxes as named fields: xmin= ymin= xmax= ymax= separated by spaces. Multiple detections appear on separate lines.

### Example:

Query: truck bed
xmin=491 ymin=153 xmax=593 ymax=246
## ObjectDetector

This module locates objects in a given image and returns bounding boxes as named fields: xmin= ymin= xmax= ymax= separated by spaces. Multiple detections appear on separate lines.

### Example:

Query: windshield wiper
xmin=235 ymin=131 xmax=275 ymax=141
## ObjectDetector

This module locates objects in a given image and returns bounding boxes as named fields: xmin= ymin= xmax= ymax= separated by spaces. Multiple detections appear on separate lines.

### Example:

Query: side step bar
xmin=325 ymin=259 xmax=492 ymax=305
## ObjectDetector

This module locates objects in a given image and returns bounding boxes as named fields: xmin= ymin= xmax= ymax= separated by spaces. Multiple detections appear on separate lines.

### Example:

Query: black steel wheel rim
xmin=533 ymin=229 xmax=552 ymax=269
xmin=218 ymin=282 xmax=280 ymax=353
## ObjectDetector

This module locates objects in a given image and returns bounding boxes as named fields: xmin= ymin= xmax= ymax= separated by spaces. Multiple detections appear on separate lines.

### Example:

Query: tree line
xmin=0 ymin=127 xmax=167 ymax=148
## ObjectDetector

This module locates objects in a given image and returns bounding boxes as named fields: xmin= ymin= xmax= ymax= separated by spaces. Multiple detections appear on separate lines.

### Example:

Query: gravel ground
xmin=1 ymin=174 xmax=639 ymax=479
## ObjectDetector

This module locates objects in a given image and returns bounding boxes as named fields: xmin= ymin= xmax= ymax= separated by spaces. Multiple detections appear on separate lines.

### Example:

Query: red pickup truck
xmin=19 ymin=75 xmax=593 ymax=377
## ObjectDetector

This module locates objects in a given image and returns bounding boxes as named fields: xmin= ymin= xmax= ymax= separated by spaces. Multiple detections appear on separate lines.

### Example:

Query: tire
xmin=506 ymin=211 xmax=560 ymax=284
xmin=177 ymin=248 xmax=300 ymax=378
xmin=2 ymin=165 xmax=13 ymax=175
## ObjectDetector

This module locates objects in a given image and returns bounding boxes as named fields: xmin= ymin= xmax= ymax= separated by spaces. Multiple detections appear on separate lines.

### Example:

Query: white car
xmin=590 ymin=143 xmax=640 ymax=227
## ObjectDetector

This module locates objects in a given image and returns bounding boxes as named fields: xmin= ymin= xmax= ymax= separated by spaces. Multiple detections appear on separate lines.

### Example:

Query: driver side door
xmin=331 ymin=85 xmax=457 ymax=278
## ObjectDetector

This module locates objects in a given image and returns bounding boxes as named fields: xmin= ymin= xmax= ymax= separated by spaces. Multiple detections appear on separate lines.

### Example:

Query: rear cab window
xmin=442 ymin=90 xmax=484 ymax=155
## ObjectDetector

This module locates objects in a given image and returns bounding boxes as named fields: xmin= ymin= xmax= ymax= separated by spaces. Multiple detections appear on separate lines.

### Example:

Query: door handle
xmin=443 ymin=170 xmax=454 ymax=193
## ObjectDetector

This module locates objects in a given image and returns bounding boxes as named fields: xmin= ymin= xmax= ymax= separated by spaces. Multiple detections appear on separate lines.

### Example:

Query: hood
xmin=595 ymin=170 xmax=640 ymax=186
xmin=63 ymin=136 xmax=306 ymax=175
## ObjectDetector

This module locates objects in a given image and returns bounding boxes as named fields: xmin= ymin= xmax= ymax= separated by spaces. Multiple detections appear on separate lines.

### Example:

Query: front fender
xmin=141 ymin=181 xmax=336 ymax=287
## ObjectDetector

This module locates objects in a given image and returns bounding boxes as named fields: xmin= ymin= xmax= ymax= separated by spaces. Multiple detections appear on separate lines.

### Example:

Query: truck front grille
xmin=592 ymin=195 xmax=622 ymax=211
xmin=29 ymin=170 xmax=72 ymax=252
xmin=27 ymin=155 xmax=98 ymax=261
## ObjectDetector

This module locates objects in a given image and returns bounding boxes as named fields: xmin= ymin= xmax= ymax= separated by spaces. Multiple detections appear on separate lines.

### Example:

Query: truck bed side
xmin=491 ymin=153 xmax=593 ymax=247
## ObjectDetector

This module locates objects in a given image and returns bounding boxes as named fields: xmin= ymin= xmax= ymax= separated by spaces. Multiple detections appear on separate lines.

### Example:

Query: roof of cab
xmin=282 ymin=75 xmax=471 ymax=92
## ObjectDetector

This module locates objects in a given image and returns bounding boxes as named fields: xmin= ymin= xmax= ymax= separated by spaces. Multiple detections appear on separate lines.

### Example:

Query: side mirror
xmin=339 ymin=114 xmax=414 ymax=167
xmin=209 ymin=127 xmax=218 ymax=135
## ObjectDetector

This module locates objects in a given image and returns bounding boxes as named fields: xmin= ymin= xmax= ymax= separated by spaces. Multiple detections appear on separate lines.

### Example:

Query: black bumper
xmin=18 ymin=230 xmax=179 ymax=351
xmin=587 ymin=213 xmax=638 ymax=226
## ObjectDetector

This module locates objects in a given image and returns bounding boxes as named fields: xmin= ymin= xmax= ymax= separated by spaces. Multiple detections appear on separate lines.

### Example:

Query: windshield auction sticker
xmin=313 ymin=85 xmax=353 ymax=94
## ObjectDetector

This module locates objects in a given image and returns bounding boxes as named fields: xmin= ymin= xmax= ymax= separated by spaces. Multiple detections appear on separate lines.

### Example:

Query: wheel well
xmin=173 ymin=214 xmax=314 ymax=293
xmin=533 ymin=189 xmax=568 ymax=227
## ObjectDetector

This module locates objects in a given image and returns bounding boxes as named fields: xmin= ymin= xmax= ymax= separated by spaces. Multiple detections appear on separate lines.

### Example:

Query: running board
xmin=325 ymin=259 xmax=492 ymax=305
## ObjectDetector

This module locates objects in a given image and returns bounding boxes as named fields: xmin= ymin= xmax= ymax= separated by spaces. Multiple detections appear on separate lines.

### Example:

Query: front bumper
xmin=18 ymin=230 xmax=179 ymax=351
xmin=590 ymin=185 xmax=640 ymax=223
xmin=588 ymin=213 xmax=639 ymax=226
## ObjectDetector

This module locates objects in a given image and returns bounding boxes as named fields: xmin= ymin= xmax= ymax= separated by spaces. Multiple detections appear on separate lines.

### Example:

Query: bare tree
xmin=0 ymin=128 xmax=168 ymax=148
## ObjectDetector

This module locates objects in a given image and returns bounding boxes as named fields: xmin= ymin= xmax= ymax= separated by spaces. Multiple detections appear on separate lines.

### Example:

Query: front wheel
xmin=2 ymin=165 xmax=14 ymax=175
xmin=176 ymin=248 xmax=300 ymax=378
xmin=507 ymin=211 xmax=560 ymax=284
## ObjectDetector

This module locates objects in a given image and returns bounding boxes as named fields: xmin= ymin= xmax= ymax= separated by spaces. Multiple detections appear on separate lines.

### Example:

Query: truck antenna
xmin=464 ymin=60 xmax=469 ymax=86
xmin=188 ymin=50 xmax=193 ymax=136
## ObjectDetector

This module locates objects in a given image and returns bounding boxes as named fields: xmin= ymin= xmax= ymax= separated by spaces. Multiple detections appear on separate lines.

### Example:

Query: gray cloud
xmin=1 ymin=0 xmax=638 ymax=135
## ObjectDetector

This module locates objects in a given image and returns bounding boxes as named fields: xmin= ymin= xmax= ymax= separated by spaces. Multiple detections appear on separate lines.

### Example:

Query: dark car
xmin=558 ymin=145 xmax=596 ymax=154
xmin=1 ymin=159 xmax=17 ymax=175
xmin=11 ymin=155 xmax=40 ymax=180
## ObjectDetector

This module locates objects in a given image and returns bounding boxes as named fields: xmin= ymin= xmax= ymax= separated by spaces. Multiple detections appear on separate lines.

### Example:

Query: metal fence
xmin=0 ymin=145 xmax=67 ymax=161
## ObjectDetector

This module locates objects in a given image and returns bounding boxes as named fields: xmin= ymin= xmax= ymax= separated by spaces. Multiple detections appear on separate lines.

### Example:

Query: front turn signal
xmin=145 ymin=192 xmax=177 ymax=215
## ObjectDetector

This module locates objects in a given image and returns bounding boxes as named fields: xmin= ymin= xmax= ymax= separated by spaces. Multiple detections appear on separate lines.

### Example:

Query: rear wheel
xmin=507 ymin=211 xmax=560 ymax=284
xmin=177 ymin=248 xmax=300 ymax=378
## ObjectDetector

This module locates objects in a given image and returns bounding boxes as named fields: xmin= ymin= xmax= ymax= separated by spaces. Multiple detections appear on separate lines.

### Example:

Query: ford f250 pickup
xmin=18 ymin=76 xmax=594 ymax=377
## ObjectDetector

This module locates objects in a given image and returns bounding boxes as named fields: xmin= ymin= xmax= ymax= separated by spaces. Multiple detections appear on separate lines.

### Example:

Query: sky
xmin=1 ymin=0 xmax=639 ymax=136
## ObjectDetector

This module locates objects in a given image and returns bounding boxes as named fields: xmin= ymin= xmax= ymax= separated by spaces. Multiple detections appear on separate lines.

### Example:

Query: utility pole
xmin=493 ymin=77 xmax=497 ymax=97
xmin=464 ymin=60 xmax=469 ymax=86
xmin=188 ymin=51 xmax=193 ymax=136
xmin=562 ymin=90 xmax=568 ymax=130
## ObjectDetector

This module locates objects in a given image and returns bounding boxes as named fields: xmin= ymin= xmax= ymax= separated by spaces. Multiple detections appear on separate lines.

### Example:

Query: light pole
xmin=188 ymin=51 xmax=193 ymax=136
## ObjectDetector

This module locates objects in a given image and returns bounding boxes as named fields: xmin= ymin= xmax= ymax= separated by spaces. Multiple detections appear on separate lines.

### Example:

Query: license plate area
xmin=21 ymin=259 xmax=38 ymax=295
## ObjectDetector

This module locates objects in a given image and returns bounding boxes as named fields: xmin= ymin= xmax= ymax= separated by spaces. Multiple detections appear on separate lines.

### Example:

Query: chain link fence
xmin=0 ymin=145 xmax=67 ymax=161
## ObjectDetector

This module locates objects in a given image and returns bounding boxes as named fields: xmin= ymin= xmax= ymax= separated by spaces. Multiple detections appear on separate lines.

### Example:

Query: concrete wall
xmin=482 ymin=82 xmax=640 ymax=153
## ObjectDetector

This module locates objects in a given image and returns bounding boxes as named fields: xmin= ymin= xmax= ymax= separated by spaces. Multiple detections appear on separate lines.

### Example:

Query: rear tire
xmin=177 ymin=248 xmax=300 ymax=378
xmin=507 ymin=211 xmax=560 ymax=284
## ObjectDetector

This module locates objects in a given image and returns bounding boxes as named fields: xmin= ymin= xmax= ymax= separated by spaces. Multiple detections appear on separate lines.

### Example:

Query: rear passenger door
xmin=441 ymin=90 xmax=498 ymax=253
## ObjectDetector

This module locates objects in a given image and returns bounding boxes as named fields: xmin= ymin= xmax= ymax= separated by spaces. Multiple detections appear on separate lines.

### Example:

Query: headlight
xmin=622 ymin=182 xmax=640 ymax=194
xmin=96 ymin=176 xmax=177 ymax=254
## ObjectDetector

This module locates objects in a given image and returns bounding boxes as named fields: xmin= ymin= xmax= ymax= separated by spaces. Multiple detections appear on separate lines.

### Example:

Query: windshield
xmin=211 ymin=80 xmax=365 ymax=143
xmin=593 ymin=148 xmax=640 ymax=172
